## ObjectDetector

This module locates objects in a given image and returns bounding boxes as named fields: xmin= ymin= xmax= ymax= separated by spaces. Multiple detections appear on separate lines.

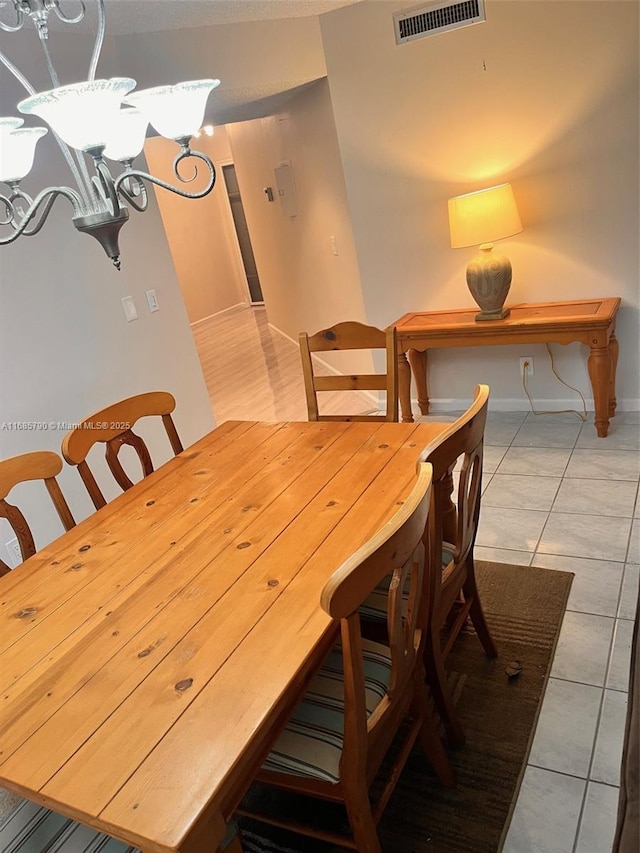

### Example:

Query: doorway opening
xmin=222 ymin=163 xmax=264 ymax=304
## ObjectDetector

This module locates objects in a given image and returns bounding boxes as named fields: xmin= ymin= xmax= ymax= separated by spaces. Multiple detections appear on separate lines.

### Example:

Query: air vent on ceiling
xmin=394 ymin=0 xmax=486 ymax=45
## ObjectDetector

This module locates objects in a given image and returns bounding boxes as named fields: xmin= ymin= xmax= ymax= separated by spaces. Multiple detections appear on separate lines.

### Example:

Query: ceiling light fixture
xmin=0 ymin=0 xmax=220 ymax=270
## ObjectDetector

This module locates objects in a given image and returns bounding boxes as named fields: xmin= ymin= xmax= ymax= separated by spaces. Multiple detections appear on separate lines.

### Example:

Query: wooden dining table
xmin=0 ymin=418 xmax=450 ymax=853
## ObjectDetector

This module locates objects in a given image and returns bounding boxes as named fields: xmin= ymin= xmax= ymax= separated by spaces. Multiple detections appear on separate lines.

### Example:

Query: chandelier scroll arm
xmin=51 ymin=1 xmax=86 ymax=25
xmin=0 ymin=3 xmax=24 ymax=33
xmin=116 ymin=172 xmax=148 ymax=213
xmin=114 ymin=148 xmax=217 ymax=203
xmin=0 ymin=184 xmax=84 ymax=245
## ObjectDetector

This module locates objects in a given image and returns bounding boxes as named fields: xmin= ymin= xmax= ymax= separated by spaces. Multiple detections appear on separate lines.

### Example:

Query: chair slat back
xmin=61 ymin=391 xmax=183 ymax=510
xmin=420 ymin=384 xmax=489 ymax=570
xmin=299 ymin=321 xmax=398 ymax=422
xmin=321 ymin=461 xmax=432 ymax=773
xmin=0 ymin=450 xmax=75 ymax=575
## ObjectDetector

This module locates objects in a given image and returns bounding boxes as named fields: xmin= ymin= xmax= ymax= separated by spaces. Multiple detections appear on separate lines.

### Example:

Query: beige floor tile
xmin=532 ymin=554 xmax=623 ymax=618
xmin=537 ymin=513 xmax=632 ymax=562
xmin=606 ymin=618 xmax=634 ymax=692
xmin=482 ymin=474 xmax=561 ymax=511
xmin=529 ymin=678 xmax=601 ymax=777
xmin=591 ymin=689 xmax=628 ymax=786
xmin=497 ymin=446 xmax=572 ymax=477
xmin=552 ymin=478 xmax=638 ymax=518
xmin=502 ymin=766 xmax=585 ymax=853
xmin=575 ymin=781 xmax=619 ymax=853
xmin=550 ymin=611 xmax=614 ymax=687
xmin=476 ymin=506 xmax=548 ymax=552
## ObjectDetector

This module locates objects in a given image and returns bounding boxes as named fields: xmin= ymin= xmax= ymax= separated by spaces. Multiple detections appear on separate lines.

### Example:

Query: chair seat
xmin=261 ymin=639 xmax=392 ymax=784
xmin=359 ymin=542 xmax=456 ymax=622
xmin=0 ymin=799 xmax=239 ymax=852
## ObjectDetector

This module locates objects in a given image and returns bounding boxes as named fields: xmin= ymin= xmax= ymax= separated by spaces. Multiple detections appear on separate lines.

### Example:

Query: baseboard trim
xmin=190 ymin=302 xmax=249 ymax=328
xmin=421 ymin=397 xmax=640 ymax=413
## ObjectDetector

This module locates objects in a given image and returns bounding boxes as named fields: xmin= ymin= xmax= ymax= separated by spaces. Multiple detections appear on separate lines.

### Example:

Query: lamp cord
xmin=522 ymin=343 xmax=588 ymax=422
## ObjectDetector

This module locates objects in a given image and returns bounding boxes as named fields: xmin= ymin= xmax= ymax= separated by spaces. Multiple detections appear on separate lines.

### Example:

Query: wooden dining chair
xmin=0 ymin=450 xmax=75 ymax=577
xmin=61 ymin=391 xmax=183 ymax=510
xmin=420 ymin=383 xmax=497 ymax=747
xmin=359 ymin=385 xmax=496 ymax=748
xmin=299 ymin=321 xmax=398 ymax=422
xmin=0 ymin=798 xmax=244 ymax=852
xmin=239 ymin=461 xmax=453 ymax=853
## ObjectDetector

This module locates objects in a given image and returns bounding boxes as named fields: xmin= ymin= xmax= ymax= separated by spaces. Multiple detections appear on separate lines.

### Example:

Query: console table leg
xmin=397 ymin=351 xmax=414 ymax=423
xmin=588 ymin=345 xmax=613 ymax=437
xmin=408 ymin=349 xmax=430 ymax=415
xmin=608 ymin=331 xmax=619 ymax=419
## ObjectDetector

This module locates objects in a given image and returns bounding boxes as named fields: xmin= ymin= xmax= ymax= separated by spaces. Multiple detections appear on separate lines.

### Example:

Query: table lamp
xmin=448 ymin=183 xmax=522 ymax=321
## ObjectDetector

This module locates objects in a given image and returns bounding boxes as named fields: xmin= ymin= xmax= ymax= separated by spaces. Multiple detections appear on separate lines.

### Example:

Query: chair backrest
xmin=320 ymin=461 xmax=432 ymax=778
xmin=421 ymin=384 xmax=490 ymax=574
xmin=299 ymin=321 xmax=398 ymax=422
xmin=61 ymin=391 xmax=183 ymax=510
xmin=0 ymin=450 xmax=76 ymax=576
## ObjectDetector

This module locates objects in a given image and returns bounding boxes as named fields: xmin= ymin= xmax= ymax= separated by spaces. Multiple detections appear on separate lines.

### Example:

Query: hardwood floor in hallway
xmin=191 ymin=305 xmax=373 ymax=423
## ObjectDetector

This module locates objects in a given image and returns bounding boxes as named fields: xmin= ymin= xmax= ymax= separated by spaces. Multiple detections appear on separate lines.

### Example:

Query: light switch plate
xmin=145 ymin=289 xmax=159 ymax=313
xmin=121 ymin=296 xmax=138 ymax=322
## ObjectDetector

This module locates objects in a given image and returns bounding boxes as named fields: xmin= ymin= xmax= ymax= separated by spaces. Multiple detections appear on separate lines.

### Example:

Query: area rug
xmin=238 ymin=561 xmax=573 ymax=853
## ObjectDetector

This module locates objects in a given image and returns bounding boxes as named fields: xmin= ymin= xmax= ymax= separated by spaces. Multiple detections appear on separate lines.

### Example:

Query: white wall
xmin=226 ymin=78 xmax=373 ymax=374
xmin=0 ymin=32 xmax=214 ymax=553
xmin=320 ymin=0 xmax=639 ymax=410
xmin=144 ymin=126 xmax=248 ymax=324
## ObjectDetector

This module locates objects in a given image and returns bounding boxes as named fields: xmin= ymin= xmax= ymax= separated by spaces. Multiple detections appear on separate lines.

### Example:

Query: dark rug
xmin=238 ymin=561 xmax=573 ymax=853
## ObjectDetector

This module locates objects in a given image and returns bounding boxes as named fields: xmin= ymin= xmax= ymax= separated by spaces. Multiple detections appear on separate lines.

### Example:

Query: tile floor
xmin=475 ymin=409 xmax=639 ymax=853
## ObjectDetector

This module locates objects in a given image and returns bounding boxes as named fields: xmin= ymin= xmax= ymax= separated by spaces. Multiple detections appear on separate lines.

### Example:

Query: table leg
xmin=608 ymin=331 xmax=619 ymax=419
xmin=588 ymin=344 xmax=613 ymax=438
xmin=397 ymin=351 xmax=414 ymax=423
xmin=408 ymin=349 xmax=430 ymax=416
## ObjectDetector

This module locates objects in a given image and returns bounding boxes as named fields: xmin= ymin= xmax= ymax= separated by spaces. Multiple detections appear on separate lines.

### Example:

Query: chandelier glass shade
xmin=0 ymin=0 xmax=220 ymax=270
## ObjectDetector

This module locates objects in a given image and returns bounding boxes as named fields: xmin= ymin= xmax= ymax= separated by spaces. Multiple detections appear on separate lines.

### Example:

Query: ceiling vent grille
xmin=394 ymin=0 xmax=486 ymax=45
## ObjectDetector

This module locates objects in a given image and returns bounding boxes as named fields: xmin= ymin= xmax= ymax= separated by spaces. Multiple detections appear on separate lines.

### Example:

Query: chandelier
xmin=0 ymin=0 xmax=219 ymax=270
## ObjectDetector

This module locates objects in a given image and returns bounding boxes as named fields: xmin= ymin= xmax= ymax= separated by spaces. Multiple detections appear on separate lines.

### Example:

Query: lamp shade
xmin=0 ymin=122 xmax=48 ymax=182
xmin=124 ymin=79 xmax=220 ymax=141
xmin=103 ymin=107 xmax=149 ymax=162
xmin=448 ymin=183 xmax=522 ymax=248
xmin=18 ymin=78 xmax=136 ymax=152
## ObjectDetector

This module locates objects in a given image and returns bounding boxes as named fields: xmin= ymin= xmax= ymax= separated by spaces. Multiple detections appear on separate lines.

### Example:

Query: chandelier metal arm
xmin=0 ymin=3 xmax=24 ymax=32
xmin=0 ymin=184 xmax=84 ymax=245
xmin=116 ymin=173 xmax=148 ymax=213
xmin=88 ymin=0 xmax=103 ymax=82
xmin=91 ymin=155 xmax=121 ymax=215
xmin=114 ymin=149 xmax=217 ymax=203
xmin=0 ymin=46 xmax=36 ymax=94
xmin=52 ymin=1 xmax=86 ymax=25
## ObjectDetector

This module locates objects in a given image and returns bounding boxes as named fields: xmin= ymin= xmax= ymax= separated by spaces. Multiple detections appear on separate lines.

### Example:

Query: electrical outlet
xmin=5 ymin=537 xmax=22 ymax=569
xmin=519 ymin=357 xmax=534 ymax=377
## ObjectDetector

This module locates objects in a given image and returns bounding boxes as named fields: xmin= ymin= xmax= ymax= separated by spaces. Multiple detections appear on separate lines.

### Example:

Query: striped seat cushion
xmin=261 ymin=639 xmax=392 ymax=784
xmin=359 ymin=542 xmax=456 ymax=621
xmin=0 ymin=798 xmax=239 ymax=853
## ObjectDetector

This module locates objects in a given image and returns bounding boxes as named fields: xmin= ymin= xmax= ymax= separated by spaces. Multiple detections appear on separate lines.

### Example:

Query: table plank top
xmin=394 ymin=297 xmax=621 ymax=336
xmin=0 ymin=419 xmax=447 ymax=852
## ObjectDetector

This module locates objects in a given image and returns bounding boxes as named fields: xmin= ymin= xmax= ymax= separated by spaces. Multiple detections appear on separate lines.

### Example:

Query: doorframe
xmin=219 ymin=158 xmax=265 ymax=307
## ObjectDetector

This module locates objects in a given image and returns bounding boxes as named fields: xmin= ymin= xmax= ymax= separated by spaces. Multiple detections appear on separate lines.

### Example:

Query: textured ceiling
xmin=45 ymin=0 xmax=362 ymax=34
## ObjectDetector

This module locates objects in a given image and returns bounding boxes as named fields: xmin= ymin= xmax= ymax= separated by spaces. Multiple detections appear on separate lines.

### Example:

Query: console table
xmin=393 ymin=298 xmax=621 ymax=437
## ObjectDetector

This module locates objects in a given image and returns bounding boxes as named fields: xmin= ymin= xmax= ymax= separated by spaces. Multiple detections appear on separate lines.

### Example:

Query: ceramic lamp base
xmin=475 ymin=306 xmax=511 ymax=322
xmin=466 ymin=243 xmax=512 ymax=322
